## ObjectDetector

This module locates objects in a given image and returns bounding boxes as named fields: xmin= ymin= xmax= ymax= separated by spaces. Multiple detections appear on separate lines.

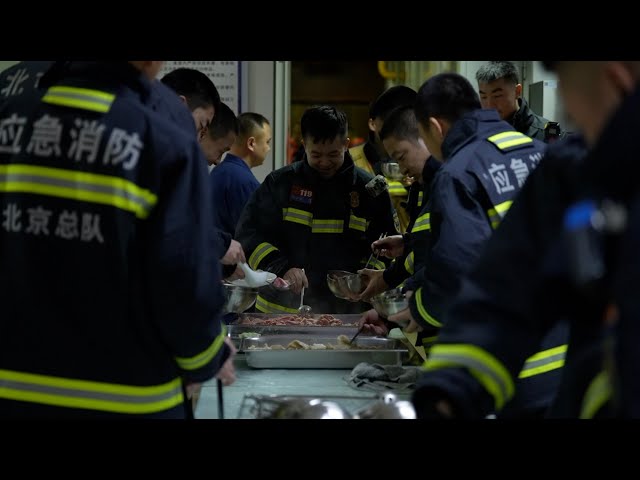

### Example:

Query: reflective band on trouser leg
xmin=42 ymin=85 xmax=116 ymax=113
xmin=518 ymin=344 xmax=567 ymax=379
xmin=414 ymin=287 xmax=441 ymax=328
xmin=248 ymin=242 xmax=279 ymax=270
xmin=487 ymin=200 xmax=513 ymax=230
xmin=580 ymin=370 xmax=613 ymax=419
xmin=0 ymin=164 xmax=157 ymax=219
xmin=255 ymin=295 xmax=299 ymax=314
xmin=175 ymin=325 xmax=228 ymax=371
xmin=0 ymin=369 xmax=183 ymax=414
xmin=423 ymin=344 xmax=515 ymax=410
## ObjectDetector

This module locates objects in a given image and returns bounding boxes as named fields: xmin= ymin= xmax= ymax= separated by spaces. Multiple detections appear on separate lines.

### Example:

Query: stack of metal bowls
xmin=370 ymin=288 xmax=409 ymax=323
xmin=222 ymin=282 xmax=258 ymax=314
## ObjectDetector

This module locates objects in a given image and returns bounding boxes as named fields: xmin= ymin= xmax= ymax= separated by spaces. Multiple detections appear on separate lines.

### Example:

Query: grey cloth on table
xmin=345 ymin=362 xmax=422 ymax=393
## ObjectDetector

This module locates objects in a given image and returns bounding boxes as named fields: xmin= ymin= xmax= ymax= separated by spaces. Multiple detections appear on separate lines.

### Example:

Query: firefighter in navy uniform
xmin=0 ymin=61 xmax=233 ymax=418
xmin=235 ymin=105 xmax=397 ymax=315
xmin=381 ymin=73 xmax=566 ymax=418
xmin=411 ymin=61 xmax=640 ymax=419
xmin=0 ymin=61 xmax=54 ymax=104
xmin=349 ymin=86 xmax=417 ymax=233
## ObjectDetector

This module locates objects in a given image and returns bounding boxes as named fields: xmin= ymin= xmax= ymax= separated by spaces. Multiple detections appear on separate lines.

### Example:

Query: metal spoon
xmin=298 ymin=268 xmax=312 ymax=316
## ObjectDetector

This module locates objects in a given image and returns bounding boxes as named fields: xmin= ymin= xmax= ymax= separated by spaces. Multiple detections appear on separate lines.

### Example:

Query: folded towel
xmin=344 ymin=362 xmax=422 ymax=393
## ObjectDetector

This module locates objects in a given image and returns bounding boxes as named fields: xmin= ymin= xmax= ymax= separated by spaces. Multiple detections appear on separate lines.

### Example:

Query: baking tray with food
xmin=242 ymin=334 xmax=407 ymax=369
xmin=228 ymin=313 xmax=362 ymax=350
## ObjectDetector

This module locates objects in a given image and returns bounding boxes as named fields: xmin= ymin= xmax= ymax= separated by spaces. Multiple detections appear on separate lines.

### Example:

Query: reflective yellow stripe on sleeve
xmin=411 ymin=212 xmax=430 ymax=233
xmin=487 ymin=131 xmax=533 ymax=151
xmin=174 ymin=324 xmax=227 ymax=371
xmin=487 ymin=200 xmax=513 ymax=229
xmin=0 ymin=369 xmax=183 ymax=414
xmin=42 ymin=85 xmax=116 ymax=113
xmin=414 ymin=287 xmax=442 ymax=328
xmin=518 ymin=344 xmax=566 ymax=379
xmin=255 ymin=295 xmax=300 ymax=314
xmin=424 ymin=344 xmax=515 ymax=410
xmin=387 ymin=180 xmax=408 ymax=196
xmin=248 ymin=242 xmax=279 ymax=270
xmin=580 ymin=370 xmax=613 ymax=419
xmin=417 ymin=190 xmax=424 ymax=208
xmin=403 ymin=251 xmax=415 ymax=275
xmin=0 ymin=164 xmax=157 ymax=219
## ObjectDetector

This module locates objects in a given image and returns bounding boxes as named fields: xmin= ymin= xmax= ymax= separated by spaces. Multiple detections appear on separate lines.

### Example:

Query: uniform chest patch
xmin=290 ymin=185 xmax=313 ymax=205
xmin=350 ymin=191 xmax=360 ymax=208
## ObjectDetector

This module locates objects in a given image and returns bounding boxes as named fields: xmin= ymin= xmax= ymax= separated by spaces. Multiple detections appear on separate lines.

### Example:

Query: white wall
xmin=241 ymin=61 xmax=281 ymax=183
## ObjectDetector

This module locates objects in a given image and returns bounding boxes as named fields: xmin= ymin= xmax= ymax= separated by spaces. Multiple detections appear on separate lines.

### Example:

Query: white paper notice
xmin=158 ymin=61 xmax=241 ymax=114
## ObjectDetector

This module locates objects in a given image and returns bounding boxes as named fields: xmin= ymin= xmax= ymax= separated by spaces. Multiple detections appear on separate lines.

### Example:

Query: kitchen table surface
xmin=194 ymin=354 xmax=411 ymax=419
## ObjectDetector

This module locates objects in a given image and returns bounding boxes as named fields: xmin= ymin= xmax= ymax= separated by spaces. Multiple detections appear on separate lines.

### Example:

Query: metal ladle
xmin=298 ymin=268 xmax=312 ymax=316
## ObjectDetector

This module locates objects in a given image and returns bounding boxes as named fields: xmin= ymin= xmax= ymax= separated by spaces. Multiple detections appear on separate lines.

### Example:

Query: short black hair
xmin=475 ymin=61 xmax=520 ymax=85
xmin=161 ymin=67 xmax=221 ymax=113
xmin=414 ymin=73 xmax=482 ymax=125
xmin=369 ymin=85 xmax=417 ymax=121
xmin=541 ymin=61 xmax=558 ymax=71
xmin=300 ymin=105 xmax=348 ymax=143
xmin=236 ymin=112 xmax=270 ymax=139
xmin=207 ymin=102 xmax=239 ymax=139
xmin=379 ymin=105 xmax=420 ymax=143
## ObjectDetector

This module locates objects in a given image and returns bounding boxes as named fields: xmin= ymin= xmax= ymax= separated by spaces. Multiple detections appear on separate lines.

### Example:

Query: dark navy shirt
xmin=209 ymin=153 xmax=260 ymax=238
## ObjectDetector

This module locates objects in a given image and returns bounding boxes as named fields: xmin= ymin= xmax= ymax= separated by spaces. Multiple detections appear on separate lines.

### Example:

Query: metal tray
xmin=243 ymin=334 xmax=407 ymax=369
xmin=229 ymin=313 xmax=362 ymax=351
xmin=235 ymin=313 xmax=361 ymax=326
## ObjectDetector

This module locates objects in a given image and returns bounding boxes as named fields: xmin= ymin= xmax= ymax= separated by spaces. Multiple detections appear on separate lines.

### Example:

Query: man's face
xmin=304 ymin=136 xmax=349 ymax=178
xmin=251 ymin=123 xmax=272 ymax=167
xmin=478 ymin=78 xmax=520 ymax=120
xmin=418 ymin=121 xmax=444 ymax=162
xmin=201 ymin=130 xmax=237 ymax=166
xmin=382 ymin=135 xmax=430 ymax=179
xmin=192 ymin=105 xmax=215 ymax=142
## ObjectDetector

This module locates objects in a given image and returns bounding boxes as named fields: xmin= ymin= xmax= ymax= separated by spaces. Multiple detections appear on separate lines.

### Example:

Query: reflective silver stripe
xmin=349 ymin=214 xmax=367 ymax=232
xmin=282 ymin=207 xmax=312 ymax=226
xmin=248 ymin=242 xmax=278 ymax=270
xmin=403 ymin=251 xmax=414 ymax=274
xmin=0 ymin=377 xmax=180 ymax=404
xmin=311 ymin=219 xmax=343 ymax=233
xmin=411 ymin=212 xmax=430 ymax=233
xmin=0 ymin=171 xmax=155 ymax=214
xmin=175 ymin=326 xmax=227 ymax=370
xmin=518 ymin=345 xmax=567 ymax=379
xmin=42 ymin=86 xmax=115 ymax=113
xmin=487 ymin=131 xmax=533 ymax=150
xmin=0 ymin=369 xmax=183 ymax=414
xmin=255 ymin=295 xmax=299 ymax=314
xmin=417 ymin=191 xmax=424 ymax=207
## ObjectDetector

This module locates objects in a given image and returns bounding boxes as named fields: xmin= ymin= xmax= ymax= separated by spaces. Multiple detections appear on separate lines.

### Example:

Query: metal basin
xmin=326 ymin=270 xmax=351 ymax=299
xmin=222 ymin=283 xmax=258 ymax=314
xmin=370 ymin=288 xmax=409 ymax=322
xmin=381 ymin=162 xmax=404 ymax=181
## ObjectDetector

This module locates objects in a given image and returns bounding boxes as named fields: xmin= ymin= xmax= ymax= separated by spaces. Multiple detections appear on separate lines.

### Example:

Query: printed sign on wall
xmin=158 ymin=61 xmax=241 ymax=115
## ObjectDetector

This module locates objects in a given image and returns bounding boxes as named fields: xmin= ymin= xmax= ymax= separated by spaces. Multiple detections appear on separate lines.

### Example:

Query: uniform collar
xmin=441 ymin=109 xmax=501 ymax=160
xmin=222 ymin=153 xmax=252 ymax=170
xmin=509 ymin=97 xmax=534 ymax=131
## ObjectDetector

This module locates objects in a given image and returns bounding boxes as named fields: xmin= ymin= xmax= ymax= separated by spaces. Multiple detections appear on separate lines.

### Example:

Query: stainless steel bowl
xmin=222 ymin=283 xmax=258 ymax=313
xmin=371 ymin=288 xmax=409 ymax=322
xmin=339 ymin=273 xmax=366 ymax=296
xmin=381 ymin=162 xmax=404 ymax=181
xmin=327 ymin=270 xmax=351 ymax=299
